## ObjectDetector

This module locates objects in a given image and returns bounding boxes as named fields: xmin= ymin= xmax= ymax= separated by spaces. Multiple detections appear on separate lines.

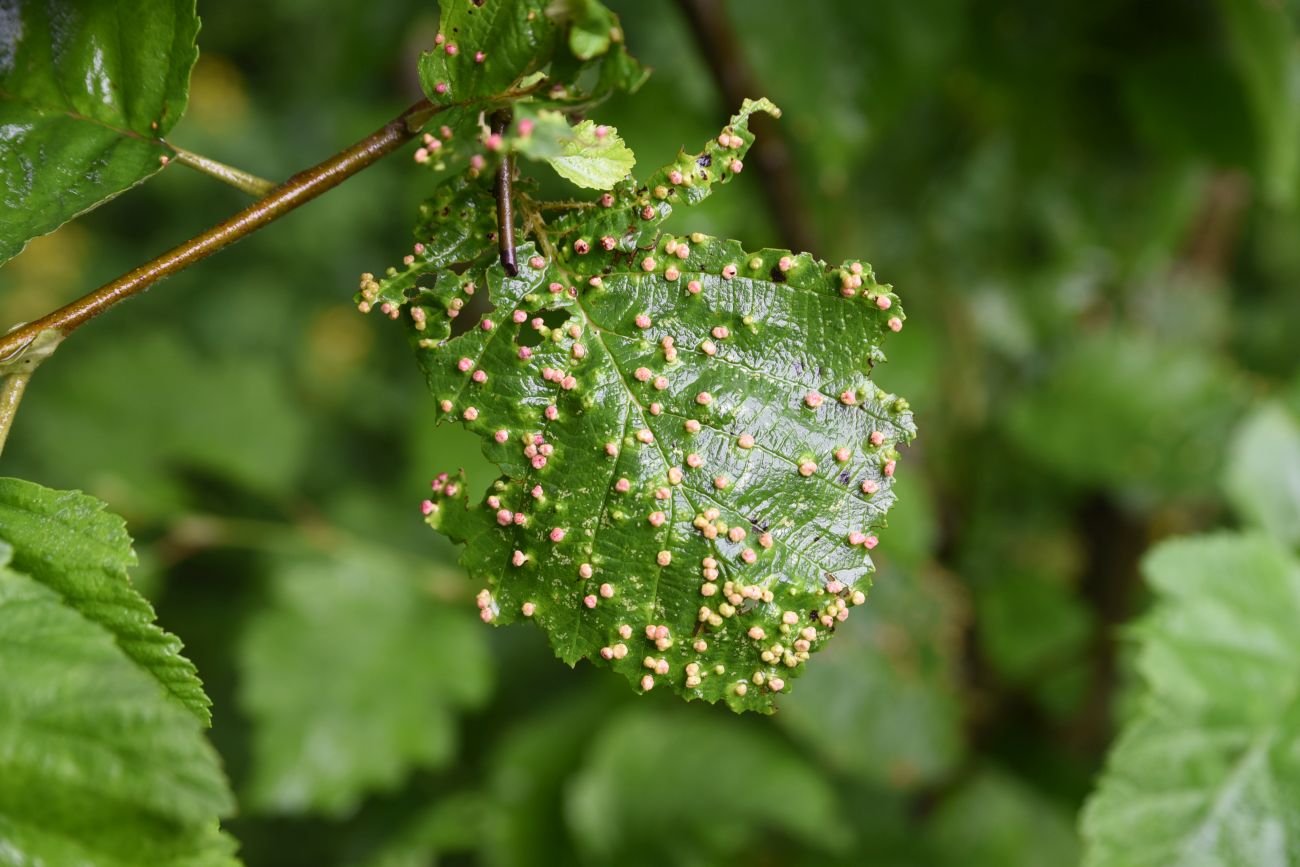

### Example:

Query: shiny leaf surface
xmin=0 ymin=0 xmax=199 ymax=264
xmin=363 ymin=99 xmax=915 ymax=712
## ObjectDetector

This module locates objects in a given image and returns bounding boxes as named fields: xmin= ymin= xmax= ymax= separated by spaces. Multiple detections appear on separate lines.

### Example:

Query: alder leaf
xmin=542 ymin=119 xmax=636 ymax=189
xmin=0 ymin=0 xmax=200 ymax=264
xmin=0 ymin=477 xmax=212 ymax=723
xmin=238 ymin=543 xmax=492 ymax=816
xmin=361 ymin=98 xmax=915 ymax=713
xmin=418 ymin=0 xmax=557 ymax=105
xmin=0 ymin=549 xmax=237 ymax=865
xmin=1081 ymin=533 xmax=1300 ymax=866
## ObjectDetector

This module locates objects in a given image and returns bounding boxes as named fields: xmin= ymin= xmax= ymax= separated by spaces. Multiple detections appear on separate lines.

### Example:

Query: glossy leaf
xmin=0 ymin=476 xmax=211 ymax=723
xmin=365 ymin=98 xmax=915 ymax=712
xmin=238 ymin=543 xmax=492 ymax=816
xmin=1081 ymin=533 xmax=1300 ymax=866
xmin=0 ymin=553 xmax=236 ymax=865
xmin=418 ymin=0 xmax=557 ymax=106
xmin=0 ymin=0 xmax=199 ymax=264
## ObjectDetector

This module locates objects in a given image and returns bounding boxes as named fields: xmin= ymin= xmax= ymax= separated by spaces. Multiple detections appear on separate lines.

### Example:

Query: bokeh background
xmin=3 ymin=0 xmax=1298 ymax=864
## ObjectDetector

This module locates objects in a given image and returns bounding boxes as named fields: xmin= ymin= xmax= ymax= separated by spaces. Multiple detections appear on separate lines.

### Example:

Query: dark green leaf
xmin=0 ymin=552 xmax=236 ymax=865
xmin=0 ymin=0 xmax=199 ymax=264
xmin=0 ymin=476 xmax=211 ymax=722
xmin=367 ymin=99 xmax=916 ymax=712
xmin=238 ymin=543 xmax=492 ymax=816
xmin=418 ymin=0 xmax=557 ymax=106
xmin=566 ymin=707 xmax=848 ymax=866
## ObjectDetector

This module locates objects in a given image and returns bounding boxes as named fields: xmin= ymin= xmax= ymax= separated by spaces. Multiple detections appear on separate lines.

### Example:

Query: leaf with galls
xmin=361 ymin=98 xmax=916 ymax=712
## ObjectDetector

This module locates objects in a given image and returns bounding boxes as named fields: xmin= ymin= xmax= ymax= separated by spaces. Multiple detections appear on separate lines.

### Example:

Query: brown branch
xmin=0 ymin=98 xmax=443 ymax=362
xmin=491 ymin=109 xmax=518 ymax=276
xmin=673 ymin=0 xmax=817 ymax=253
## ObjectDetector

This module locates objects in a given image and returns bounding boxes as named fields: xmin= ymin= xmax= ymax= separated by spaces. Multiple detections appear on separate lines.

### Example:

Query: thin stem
xmin=0 ymin=373 xmax=31 ymax=457
xmin=166 ymin=144 xmax=276 ymax=197
xmin=0 ymin=98 xmax=442 ymax=362
xmin=673 ymin=0 xmax=817 ymax=253
xmin=492 ymin=109 xmax=518 ymax=276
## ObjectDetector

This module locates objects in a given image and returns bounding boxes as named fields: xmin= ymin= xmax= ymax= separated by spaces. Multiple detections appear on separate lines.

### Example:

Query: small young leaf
xmin=1081 ymin=533 xmax=1300 ymax=866
xmin=0 ymin=0 xmax=200 ymax=264
xmin=566 ymin=0 xmax=620 ymax=61
xmin=364 ymin=99 xmax=915 ymax=713
xmin=542 ymin=119 xmax=636 ymax=189
xmin=0 ymin=477 xmax=212 ymax=723
xmin=0 ymin=556 xmax=236 ymax=865
xmin=239 ymin=544 xmax=492 ymax=816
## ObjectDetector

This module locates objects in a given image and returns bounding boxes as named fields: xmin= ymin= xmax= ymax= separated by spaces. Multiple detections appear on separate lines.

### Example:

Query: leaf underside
xmin=0 ymin=0 xmax=200 ymax=264
xmin=361 ymin=98 xmax=915 ymax=713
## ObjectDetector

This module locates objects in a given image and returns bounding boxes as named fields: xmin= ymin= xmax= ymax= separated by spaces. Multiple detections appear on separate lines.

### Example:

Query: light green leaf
xmin=1224 ymin=402 xmax=1300 ymax=547
xmin=543 ymin=119 xmax=635 ymax=189
xmin=238 ymin=543 xmax=492 ymax=816
xmin=778 ymin=564 xmax=966 ymax=790
xmin=566 ymin=0 xmax=619 ymax=61
xmin=418 ymin=0 xmax=557 ymax=106
xmin=566 ymin=707 xmax=848 ymax=866
xmin=0 ymin=555 xmax=236 ymax=866
xmin=1081 ymin=533 xmax=1300 ymax=866
xmin=364 ymin=98 xmax=914 ymax=713
xmin=0 ymin=0 xmax=200 ymax=264
xmin=0 ymin=476 xmax=211 ymax=722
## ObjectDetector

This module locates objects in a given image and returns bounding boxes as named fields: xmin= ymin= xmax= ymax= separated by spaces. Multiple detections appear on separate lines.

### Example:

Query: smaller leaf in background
xmin=0 ymin=0 xmax=200 ymax=264
xmin=1216 ymin=0 xmax=1300 ymax=206
xmin=566 ymin=0 xmax=620 ymax=60
xmin=929 ymin=769 xmax=1079 ymax=867
xmin=0 ymin=477 xmax=211 ymax=722
xmin=0 ymin=556 xmax=236 ymax=865
xmin=778 ymin=564 xmax=967 ymax=791
xmin=350 ymin=794 xmax=488 ymax=867
xmin=1004 ymin=330 xmax=1246 ymax=497
xmin=239 ymin=542 xmax=492 ymax=817
xmin=418 ymin=0 xmax=557 ymax=105
xmin=1081 ymin=533 xmax=1300 ymax=866
xmin=541 ymin=119 xmax=635 ymax=189
xmin=565 ymin=707 xmax=849 ymax=867
xmin=1223 ymin=402 xmax=1300 ymax=547
xmin=10 ymin=332 xmax=310 ymax=521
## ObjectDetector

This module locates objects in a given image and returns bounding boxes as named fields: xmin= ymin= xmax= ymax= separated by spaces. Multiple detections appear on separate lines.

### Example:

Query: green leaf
xmin=366 ymin=98 xmax=916 ymax=713
xmin=11 ymin=331 xmax=311 ymax=520
xmin=566 ymin=0 xmax=619 ymax=61
xmin=238 ymin=543 xmax=492 ymax=816
xmin=418 ymin=0 xmax=557 ymax=106
xmin=1223 ymin=402 xmax=1300 ymax=547
xmin=543 ymin=119 xmax=635 ymax=189
xmin=930 ymin=769 xmax=1079 ymax=867
xmin=0 ymin=553 xmax=236 ymax=865
xmin=1217 ymin=0 xmax=1300 ymax=206
xmin=0 ymin=0 xmax=200 ymax=264
xmin=565 ymin=707 xmax=848 ymax=866
xmin=0 ymin=476 xmax=211 ymax=723
xmin=777 ymin=564 xmax=966 ymax=790
xmin=1081 ymin=533 xmax=1300 ymax=866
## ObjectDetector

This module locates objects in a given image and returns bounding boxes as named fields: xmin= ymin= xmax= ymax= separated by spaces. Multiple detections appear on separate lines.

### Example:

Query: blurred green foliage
xmin=5 ymin=0 xmax=1300 ymax=863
